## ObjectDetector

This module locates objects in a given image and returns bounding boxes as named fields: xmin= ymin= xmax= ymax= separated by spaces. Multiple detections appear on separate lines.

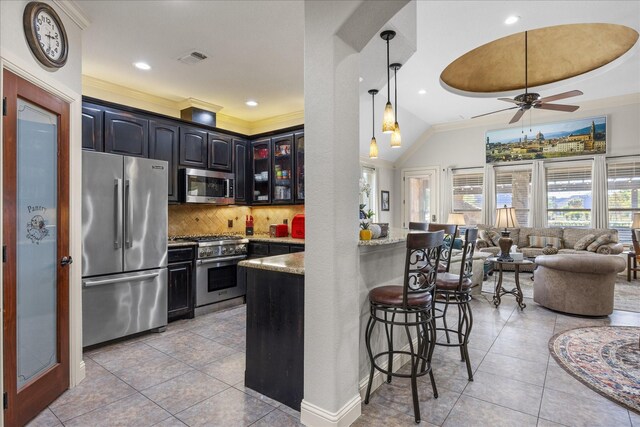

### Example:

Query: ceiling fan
xmin=472 ymin=31 xmax=583 ymax=124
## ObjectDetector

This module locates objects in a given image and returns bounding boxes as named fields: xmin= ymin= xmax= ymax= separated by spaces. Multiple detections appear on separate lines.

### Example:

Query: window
xmin=452 ymin=170 xmax=483 ymax=225
xmin=361 ymin=165 xmax=377 ymax=218
xmin=495 ymin=168 xmax=531 ymax=226
xmin=546 ymin=163 xmax=592 ymax=228
xmin=607 ymin=159 xmax=640 ymax=243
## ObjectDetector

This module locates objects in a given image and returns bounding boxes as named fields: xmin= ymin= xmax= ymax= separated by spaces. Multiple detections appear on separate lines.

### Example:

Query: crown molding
xmin=177 ymin=98 xmax=223 ymax=113
xmin=249 ymin=111 xmax=305 ymax=134
xmin=52 ymin=0 xmax=90 ymax=30
xmin=82 ymin=75 xmax=181 ymax=110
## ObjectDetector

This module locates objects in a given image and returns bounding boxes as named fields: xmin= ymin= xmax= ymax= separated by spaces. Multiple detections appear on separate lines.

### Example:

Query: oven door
xmin=196 ymin=255 xmax=246 ymax=307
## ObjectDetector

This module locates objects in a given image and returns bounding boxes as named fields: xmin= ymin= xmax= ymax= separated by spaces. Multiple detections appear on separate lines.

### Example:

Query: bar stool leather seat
xmin=369 ymin=285 xmax=432 ymax=307
xmin=436 ymin=273 xmax=472 ymax=291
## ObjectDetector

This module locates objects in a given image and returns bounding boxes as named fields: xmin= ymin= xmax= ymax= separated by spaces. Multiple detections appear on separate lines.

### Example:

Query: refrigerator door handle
xmin=83 ymin=271 xmax=160 ymax=288
xmin=125 ymin=179 xmax=132 ymax=248
xmin=114 ymin=179 xmax=122 ymax=249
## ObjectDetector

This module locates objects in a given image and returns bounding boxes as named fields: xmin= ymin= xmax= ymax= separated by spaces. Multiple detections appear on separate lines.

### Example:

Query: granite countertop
xmin=239 ymin=252 xmax=305 ymax=275
xmin=358 ymin=228 xmax=409 ymax=247
xmin=246 ymin=234 xmax=305 ymax=244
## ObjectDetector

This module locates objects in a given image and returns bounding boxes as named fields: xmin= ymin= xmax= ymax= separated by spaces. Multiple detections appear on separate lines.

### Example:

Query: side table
xmin=487 ymin=257 xmax=532 ymax=310
xmin=628 ymin=251 xmax=638 ymax=282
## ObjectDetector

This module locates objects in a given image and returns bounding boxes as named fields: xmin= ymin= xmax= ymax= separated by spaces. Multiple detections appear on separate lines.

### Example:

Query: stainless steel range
xmin=194 ymin=235 xmax=249 ymax=313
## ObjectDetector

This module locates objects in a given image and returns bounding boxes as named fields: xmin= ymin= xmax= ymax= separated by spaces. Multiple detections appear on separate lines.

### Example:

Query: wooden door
xmin=207 ymin=132 xmax=232 ymax=171
xmin=104 ymin=109 xmax=149 ymax=157
xmin=3 ymin=70 xmax=70 ymax=426
xmin=149 ymin=120 xmax=179 ymax=202
xmin=233 ymin=139 xmax=248 ymax=204
xmin=179 ymin=126 xmax=208 ymax=168
xmin=81 ymin=102 xmax=103 ymax=151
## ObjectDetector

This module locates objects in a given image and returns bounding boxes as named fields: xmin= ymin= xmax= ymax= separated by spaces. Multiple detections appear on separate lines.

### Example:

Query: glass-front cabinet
xmin=251 ymin=138 xmax=271 ymax=204
xmin=272 ymin=134 xmax=294 ymax=204
xmin=294 ymin=132 xmax=304 ymax=203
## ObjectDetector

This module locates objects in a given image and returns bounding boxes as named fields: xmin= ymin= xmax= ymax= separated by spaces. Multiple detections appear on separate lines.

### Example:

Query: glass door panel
xmin=272 ymin=135 xmax=293 ymax=203
xmin=252 ymin=140 xmax=271 ymax=203
xmin=16 ymin=99 xmax=58 ymax=388
xmin=295 ymin=134 xmax=304 ymax=202
xmin=403 ymin=169 xmax=439 ymax=228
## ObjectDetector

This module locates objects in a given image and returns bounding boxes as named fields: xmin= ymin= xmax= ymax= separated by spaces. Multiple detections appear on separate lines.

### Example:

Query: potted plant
xmin=360 ymin=220 xmax=372 ymax=240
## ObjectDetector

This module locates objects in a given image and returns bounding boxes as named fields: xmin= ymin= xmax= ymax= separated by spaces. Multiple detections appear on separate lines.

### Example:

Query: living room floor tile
xmin=443 ymin=394 xmax=538 ymax=427
xmin=477 ymin=352 xmax=549 ymax=386
xmin=539 ymin=388 xmax=631 ymax=427
xmin=462 ymin=370 xmax=544 ymax=416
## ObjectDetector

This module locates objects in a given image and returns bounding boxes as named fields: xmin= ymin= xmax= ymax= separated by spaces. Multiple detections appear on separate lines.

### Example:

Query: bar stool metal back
xmin=427 ymin=223 xmax=458 ymax=273
xmin=433 ymin=227 xmax=478 ymax=381
xmin=364 ymin=230 xmax=444 ymax=424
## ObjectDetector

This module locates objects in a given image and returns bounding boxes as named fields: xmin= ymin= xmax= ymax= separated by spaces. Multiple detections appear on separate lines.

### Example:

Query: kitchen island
xmin=239 ymin=253 xmax=305 ymax=411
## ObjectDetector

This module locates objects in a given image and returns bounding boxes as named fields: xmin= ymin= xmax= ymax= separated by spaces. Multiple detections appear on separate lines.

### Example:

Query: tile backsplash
xmin=168 ymin=204 xmax=304 ymax=237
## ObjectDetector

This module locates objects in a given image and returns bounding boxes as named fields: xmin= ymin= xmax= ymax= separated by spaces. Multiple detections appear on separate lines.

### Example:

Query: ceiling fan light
xmin=382 ymin=102 xmax=395 ymax=133
xmin=369 ymin=137 xmax=379 ymax=159
xmin=390 ymin=122 xmax=401 ymax=148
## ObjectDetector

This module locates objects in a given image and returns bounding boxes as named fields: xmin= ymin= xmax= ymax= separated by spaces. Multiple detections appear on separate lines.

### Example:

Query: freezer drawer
xmin=82 ymin=268 xmax=167 ymax=347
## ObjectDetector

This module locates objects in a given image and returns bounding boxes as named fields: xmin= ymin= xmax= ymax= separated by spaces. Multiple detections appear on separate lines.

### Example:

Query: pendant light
xmin=390 ymin=63 xmax=402 ymax=148
xmin=380 ymin=30 xmax=396 ymax=133
xmin=368 ymin=89 xmax=379 ymax=159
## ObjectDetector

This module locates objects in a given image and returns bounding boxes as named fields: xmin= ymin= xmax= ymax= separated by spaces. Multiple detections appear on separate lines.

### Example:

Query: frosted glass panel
xmin=16 ymin=99 xmax=58 ymax=388
xmin=407 ymin=176 xmax=432 ymax=223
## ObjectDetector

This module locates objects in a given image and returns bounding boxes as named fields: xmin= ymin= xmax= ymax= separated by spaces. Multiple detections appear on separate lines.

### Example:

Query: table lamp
xmin=447 ymin=213 xmax=466 ymax=237
xmin=495 ymin=205 xmax=520 ymax=261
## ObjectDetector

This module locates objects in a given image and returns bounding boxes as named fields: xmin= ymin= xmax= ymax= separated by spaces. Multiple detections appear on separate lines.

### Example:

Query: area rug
xmin=549 ymin=326 xmax=640 ymax=414
xmin=481 ymin=273 xmax=640 ymax=312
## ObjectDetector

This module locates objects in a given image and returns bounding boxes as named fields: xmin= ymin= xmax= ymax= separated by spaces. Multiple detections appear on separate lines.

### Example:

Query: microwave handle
xmin=226 ymin=179 xmax=231 ymax=198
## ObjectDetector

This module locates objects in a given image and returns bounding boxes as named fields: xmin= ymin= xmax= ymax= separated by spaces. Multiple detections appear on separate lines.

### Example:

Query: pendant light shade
xmin=368 ymin=89 xmax=379 ymax=159
xmin=380 ymin=30 xmax=396 ymax=133
xmin=390 ymin=62 xmax=402 ymax=148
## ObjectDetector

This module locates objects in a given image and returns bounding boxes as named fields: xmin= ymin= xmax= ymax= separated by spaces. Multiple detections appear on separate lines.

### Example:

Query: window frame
xmin=606 ymin=156 xmax=640 ymax=243
xmin=451 ymin=168 xmax=484 ymax=226
xmin=494 ymin=164 xmax=533 ymax=227
xmin=545 ymin=160 xmax=593 ymax=228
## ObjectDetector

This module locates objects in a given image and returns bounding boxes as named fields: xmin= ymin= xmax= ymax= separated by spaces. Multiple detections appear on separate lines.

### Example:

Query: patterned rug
xmin=481 ymin=273 xmax=640 ymax=312
xmin=549 ymin=326 xmax=640 ymax=414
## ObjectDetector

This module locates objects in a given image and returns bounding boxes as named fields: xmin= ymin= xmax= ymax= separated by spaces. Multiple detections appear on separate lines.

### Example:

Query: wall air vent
xmin=178 ymin=51 xmax=208 ymax=65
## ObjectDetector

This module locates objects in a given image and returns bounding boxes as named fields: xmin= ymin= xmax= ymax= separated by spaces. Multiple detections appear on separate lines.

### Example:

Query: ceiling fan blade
xmin=537 ymin=90 xmax=583 ymax=104
xmin=536 ymin=103 xmax=580 ymax=112
xmin=509 ymin=109 xmax=525 ymax=124
xmin=497 ymin=98 xmax=521 ymax=104
xmin=471 ymin=106 xmax=518 ymax=119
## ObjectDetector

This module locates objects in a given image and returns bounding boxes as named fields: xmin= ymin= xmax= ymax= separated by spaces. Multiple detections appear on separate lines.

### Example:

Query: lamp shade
xmin=390 ymin=122 xmax=401 ymax=147
xmin=632 ymin=212 xmax=640 ymax=229
xmin=495 ymin=205 xmax=520 ymax=229
xmin=447 ymin=213 xmax=466 ymax=226
xmin=382 ymin=102 xmax=395 ymax=133
xmin=369 ymin=137 xmax=378 ymax=159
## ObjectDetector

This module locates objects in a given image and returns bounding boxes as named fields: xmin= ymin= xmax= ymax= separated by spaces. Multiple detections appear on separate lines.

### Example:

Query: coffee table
xmin=487 ymin=257 xmax=533 ymax=310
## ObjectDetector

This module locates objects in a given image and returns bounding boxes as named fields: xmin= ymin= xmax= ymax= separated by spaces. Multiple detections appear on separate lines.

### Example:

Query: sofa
xmin=474 ymin=225 xmax=623 ymax=271
xmin=533 ymin=254 xmax=626 ymax=316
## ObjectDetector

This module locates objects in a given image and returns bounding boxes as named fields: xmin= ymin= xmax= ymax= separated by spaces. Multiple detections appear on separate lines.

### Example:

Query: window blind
xmin=452 ymin=171 xmax=483 ymax=225
xmin=495 ymin=168 xmax=531 ymax=226
xmin=607 ymin=159 xmax=640 ymax=243
xmin=546 ymin=164 xmax=593 ymax=228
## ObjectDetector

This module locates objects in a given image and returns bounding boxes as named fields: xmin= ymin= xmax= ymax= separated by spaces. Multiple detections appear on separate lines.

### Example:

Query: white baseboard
xmin=358 ymin=338 xmax=419 ymax=399
xmin=300 ymin=394 xmax=361 ymax=427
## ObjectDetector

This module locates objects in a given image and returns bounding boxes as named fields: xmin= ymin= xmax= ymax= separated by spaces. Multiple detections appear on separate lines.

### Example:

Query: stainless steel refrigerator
xmin=82 ymin=151 xmax=168 ymax=347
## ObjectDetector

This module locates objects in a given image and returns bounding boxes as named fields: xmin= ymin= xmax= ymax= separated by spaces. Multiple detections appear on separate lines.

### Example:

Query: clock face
xmin=23 ymin=2 xmax=68 ymax=69
xmin=35 ymin=10 xmax=63 ymax=61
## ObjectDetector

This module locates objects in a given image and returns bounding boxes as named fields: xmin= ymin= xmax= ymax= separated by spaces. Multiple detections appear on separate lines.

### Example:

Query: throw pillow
xmin=586 ymin=234 xmax=613 ymax=252
xmin=528 ymin=235 xmax=562 ymax=248
xmin=574 ymin=234 xmax=597 ymax=250
xmin=478 ymin=229 xmax=495 ymax=246
xmin=488 ymin=230 xmax=502 ymax=246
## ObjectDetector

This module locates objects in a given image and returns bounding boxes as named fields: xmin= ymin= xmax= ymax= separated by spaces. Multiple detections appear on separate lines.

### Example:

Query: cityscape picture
xmin=485 ymin=116 xmax=607 ymax=163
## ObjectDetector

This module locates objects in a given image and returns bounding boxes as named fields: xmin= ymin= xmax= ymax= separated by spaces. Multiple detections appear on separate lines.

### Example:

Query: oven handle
xmin=196 ymin=255 xmax=247 ymax=266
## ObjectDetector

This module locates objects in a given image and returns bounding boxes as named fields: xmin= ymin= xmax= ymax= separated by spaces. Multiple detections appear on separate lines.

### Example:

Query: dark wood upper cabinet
xmin=272 ymin=133 xmax=294 ymax=204
xmin=208 ymin=132 xmax=232 ymax=171
xmin=104 ymin=110 xmax=149 ymax=157
xmin=234 ymin=138 xmax=249 ymax=204
xmin=81 ymin=103 xmax=103 ymax=151
xmin=251 ymin=138 xmax=271 ymax=205
xmin=294 ymin=131 xmax=305 ymax=203
xmin=179 ymin=126 xmax=208 ymax=168
xmin=149 ymin=120 xmax=179 ymax=202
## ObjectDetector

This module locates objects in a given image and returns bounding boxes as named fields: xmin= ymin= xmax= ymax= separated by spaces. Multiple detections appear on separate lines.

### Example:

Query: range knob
xmin=222 ymin=247 xmax=229 ymax=255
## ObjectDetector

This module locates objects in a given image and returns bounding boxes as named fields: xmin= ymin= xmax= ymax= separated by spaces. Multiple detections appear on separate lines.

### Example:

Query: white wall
xmin=1 ymin=1 xmax=86 ymax=418
xmin=391 ymin=95 xmax=640 ymax=228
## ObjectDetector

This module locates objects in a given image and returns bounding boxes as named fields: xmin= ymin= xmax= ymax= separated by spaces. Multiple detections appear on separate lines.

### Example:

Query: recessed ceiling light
xmin=246 ymin=100 xmax=258 ymax=107
xmin=418 ymin=89 xmax=427 ymax=95
xmin=504 ymin=15 xmax=520 ymax=25
xmin=133 ymin=61 xmax=151 ymax=70
xmin=359 ymin=77 xmax=364 ymax=82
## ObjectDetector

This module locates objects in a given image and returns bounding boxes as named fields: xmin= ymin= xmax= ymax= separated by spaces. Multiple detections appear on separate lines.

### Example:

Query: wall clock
xmin=23 ymin=2 xmax=68 ymax=69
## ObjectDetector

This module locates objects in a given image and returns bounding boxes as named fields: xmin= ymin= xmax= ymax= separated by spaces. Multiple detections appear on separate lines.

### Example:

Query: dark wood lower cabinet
xmin=168 ymin=247 xmax=195 ymax=321
xmin=245 ymin=268 xmax=304 ymax=411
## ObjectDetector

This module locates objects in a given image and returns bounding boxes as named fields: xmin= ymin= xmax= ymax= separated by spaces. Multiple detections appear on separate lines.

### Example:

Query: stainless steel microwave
xmin=180 ymin=168 xmax=234 ymax=204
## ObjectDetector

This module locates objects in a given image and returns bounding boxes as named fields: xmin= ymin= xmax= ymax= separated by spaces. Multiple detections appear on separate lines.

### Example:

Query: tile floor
xmin=27 ymin=290 xmax=640 ymax=427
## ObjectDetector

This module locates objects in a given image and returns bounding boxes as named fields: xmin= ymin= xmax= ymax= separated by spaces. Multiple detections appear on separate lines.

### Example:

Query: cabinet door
xmin=251 ymin=139 xmax=271 ymax=204
xmin=82 ymin=103 xmax=103 ymax=151
xmin=179 ymin=126 xmax=208 ymax=168
xmin=208 ymin=132 xmax=232 ymax=171
xmin=248 ymin=242 xmax=269 ymax=257
xmin=104 ymin=110 xmax=149 ymax=157
xmin=272 ymin=134 xmax=294 ymax=204
xmin=168 ymin=261 xmax=193 ymax=320
xmin=234 ymin=139 xmax=249 ymax=204
xmin=294 ymin=131 xmax=304 ymax=203
xmin=289 ymin=245 xmax=304 ymax=253
xmin=149 ymin=120 xmax=179 ymax=202
xmin=269 ymin=243 xmax=290 ymax=255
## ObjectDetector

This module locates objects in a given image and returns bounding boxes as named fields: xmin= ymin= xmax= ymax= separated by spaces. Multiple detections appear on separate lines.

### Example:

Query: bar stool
xmin=364 ymin=230 xmax=444 ymax=424
xmin=427 ymin=223 xmax=458 ymax=343
xmin=433 ymin=228 xmax=478 ymax=381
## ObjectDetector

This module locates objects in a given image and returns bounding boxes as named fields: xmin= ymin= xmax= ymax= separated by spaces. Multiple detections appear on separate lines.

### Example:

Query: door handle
xmin=124 ymin=180 xmax=132 ymax=248
xmin=115 ymin=179 xmax=122 ymax=249
xmin=83 ymin=272 xmax=159 ymax=287
xmin=61 ymin=256 xmax=73 ymax=266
